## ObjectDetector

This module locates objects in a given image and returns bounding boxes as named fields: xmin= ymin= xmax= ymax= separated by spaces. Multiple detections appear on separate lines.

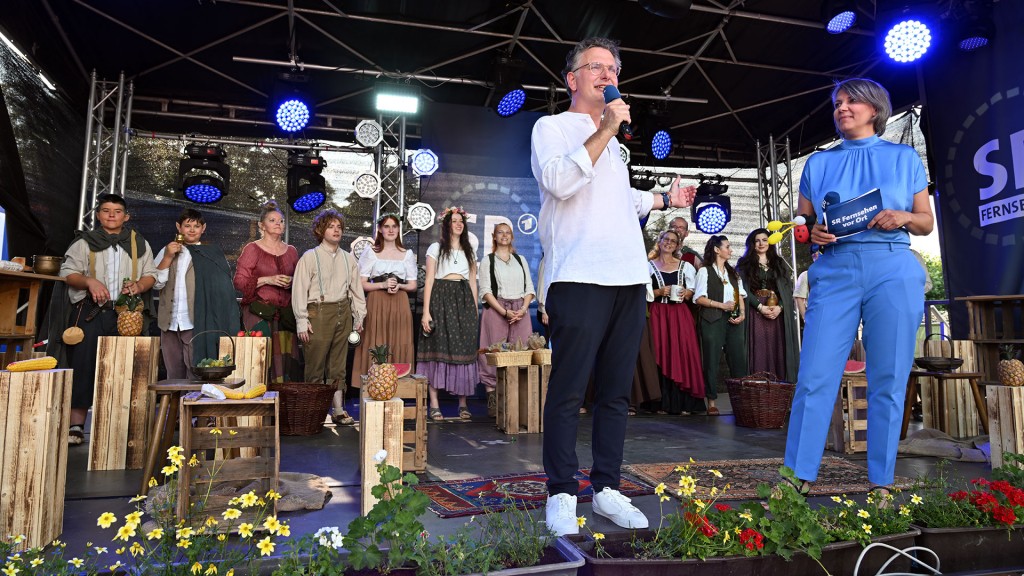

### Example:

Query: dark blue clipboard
xmin=823 ymin=188 xmax=882 ymax=238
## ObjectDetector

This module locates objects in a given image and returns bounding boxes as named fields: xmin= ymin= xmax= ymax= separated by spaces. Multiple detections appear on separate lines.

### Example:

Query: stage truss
xmin=78 ymin=71 xmax=133 ymax=231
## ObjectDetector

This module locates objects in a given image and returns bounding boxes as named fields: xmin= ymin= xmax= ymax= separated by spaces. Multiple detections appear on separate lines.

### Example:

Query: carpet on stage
xmin=414 ymin=469 xmax=654 ymax=518
xmin=627 ymin=457 xmax=914 ymax=501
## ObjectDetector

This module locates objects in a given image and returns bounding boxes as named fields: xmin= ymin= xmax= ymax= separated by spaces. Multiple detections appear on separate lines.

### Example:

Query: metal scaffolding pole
xmin=373 ymin=114 xmax=408 ymax=236
xmin=756 ymin=135 xmax=800 ymax=348
xmin=77 ymin=71 xmax=134 ymax=230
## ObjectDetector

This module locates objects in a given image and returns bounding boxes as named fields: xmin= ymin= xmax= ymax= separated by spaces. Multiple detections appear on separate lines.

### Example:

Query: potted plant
xmin=907 ymin=453 xmax=1024 ymax=573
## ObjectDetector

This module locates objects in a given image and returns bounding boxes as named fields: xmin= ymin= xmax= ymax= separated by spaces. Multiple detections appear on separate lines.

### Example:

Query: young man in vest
xmin=59 ymin=193 xmax=158 ymax=445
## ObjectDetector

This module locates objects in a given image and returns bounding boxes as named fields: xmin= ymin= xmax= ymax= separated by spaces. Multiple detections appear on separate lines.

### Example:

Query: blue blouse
xmin=799 ymin=135 xmax=927 ymax=245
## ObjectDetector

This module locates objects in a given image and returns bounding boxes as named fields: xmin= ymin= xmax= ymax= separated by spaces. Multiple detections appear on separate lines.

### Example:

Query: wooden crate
xmin=0 ymin=369 xmax=73 ymax=549
xmin=919 ymin=339 xmax=982 ymax=437
xmin=539 ymin=365 xmax=550 ymax=433
xmin=89 ymin=336 xmax=159 ymax=470
xmin=359 ymin=397 xmax=404 ymax=515
xmin=987 ymin=385 xmax=1024 ymax=469
xmin=360 ymin=375 xmax=428 ymax=472
xmin=959 ymin=295 xmax=1024 ymax=386
xmin=220 ymin=336 xmax=271 ymax=458
xmin=827 ymin=374 xmax=867 ymax=454
xmin=177 ymin=391 xmax=279 ymax=531
xmin=496 ymin=365 xmax=542 ymax=435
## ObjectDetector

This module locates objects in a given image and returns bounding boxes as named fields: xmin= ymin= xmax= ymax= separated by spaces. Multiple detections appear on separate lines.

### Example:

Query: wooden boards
xmin=89 ymin=336 xmax=159 ymax=470
xmin=359 ymin=397 xmax=404 ymax=515
xmin=987 ymin=385 xmax=1024 ymax=469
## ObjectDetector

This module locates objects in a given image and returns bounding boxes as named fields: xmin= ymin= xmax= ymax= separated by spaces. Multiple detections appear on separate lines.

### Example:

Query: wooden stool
xmin=901 ymin=371 xmax=988 ymax=440
xmin=139 ymin=377 xmax=244 ymax=495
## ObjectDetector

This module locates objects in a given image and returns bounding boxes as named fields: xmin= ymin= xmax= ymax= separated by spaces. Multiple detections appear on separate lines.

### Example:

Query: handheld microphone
xmin=822 ymin=192 xmax=841 ymax=213
xmin=602 ymin=85 xmax=633 ymax=140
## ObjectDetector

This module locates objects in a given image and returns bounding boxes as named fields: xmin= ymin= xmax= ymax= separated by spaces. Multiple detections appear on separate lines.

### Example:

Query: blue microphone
xmin=602 ymin=85 xmax=633 ymax=140
xmin=822 ymin=191 xmax=840 ymax=214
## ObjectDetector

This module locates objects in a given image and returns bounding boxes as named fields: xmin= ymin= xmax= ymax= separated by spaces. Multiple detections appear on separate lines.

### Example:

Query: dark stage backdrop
xmin=417 ymin=103 xmax=545 ymax=293
xmin=923 ymin=0 xmax=1024 ymax=336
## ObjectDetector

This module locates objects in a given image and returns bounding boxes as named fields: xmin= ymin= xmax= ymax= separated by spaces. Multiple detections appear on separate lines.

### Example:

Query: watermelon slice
xmin=394 ymin=363 xmax=412 ymax=378
xmin=844 ymin=360 xmax=866 ymax=374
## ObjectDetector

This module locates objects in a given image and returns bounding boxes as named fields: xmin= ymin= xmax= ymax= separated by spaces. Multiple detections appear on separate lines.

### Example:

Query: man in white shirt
xmin=531 ymin=36 xmax=695 ymax=537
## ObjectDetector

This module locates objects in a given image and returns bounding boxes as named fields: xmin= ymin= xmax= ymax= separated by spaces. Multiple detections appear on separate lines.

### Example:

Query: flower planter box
xmin=565 ymin=528 xmax=920 ymax=576
xmin=912 ymin=524 xmax=1024 ymax=573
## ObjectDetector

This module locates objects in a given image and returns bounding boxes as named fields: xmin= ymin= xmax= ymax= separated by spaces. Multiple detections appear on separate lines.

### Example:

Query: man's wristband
xmin=660 ymin=192 xmax=672 ymax=209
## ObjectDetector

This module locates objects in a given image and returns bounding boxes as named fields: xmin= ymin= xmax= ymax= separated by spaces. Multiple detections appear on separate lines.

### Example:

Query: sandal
xmin=707 ymin=406 xmax=721 ymax=416
xmin=459 ymin=407 xmax=472 ymax=420
xmin=869 ymin=485 xmax=893 ymax=509
xmin=627 ymin=407 xmax=637 ymax=417
xmin=429 ymin=408 xmax=444 ymax=422
xmin=332 ymin=411 xmax=355 ymax=426
xmin=68 ymin=425 xmax=84 ymax=446
xmin=784 ymin=476 xmax=812 ymax=499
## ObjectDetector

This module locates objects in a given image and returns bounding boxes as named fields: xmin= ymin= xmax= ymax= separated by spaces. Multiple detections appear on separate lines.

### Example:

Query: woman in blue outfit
xmin=784 ymin=78 xmax=934 ymax=498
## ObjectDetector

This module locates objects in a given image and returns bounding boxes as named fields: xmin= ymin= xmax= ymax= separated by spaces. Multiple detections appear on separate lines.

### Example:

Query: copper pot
xmin=32 ymin=255 xmax=63 ymax=275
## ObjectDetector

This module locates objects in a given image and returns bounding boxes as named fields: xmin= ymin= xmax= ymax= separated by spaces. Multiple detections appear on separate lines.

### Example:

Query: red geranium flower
xmin=739 ymin=528 xmax=764 ymax=550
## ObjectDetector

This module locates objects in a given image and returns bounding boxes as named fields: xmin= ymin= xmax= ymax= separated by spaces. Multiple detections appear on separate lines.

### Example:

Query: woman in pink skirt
xmin=477 ymin=223 xmax=535 ymax=416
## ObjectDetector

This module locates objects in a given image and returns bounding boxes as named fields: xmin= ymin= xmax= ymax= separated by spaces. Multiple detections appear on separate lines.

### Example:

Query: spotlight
xmin=630 ymin=169 xmax=657 ymax=192
xmin=493 ymin=57 xmax=526 ymax=117
xmin=822 ymin=0 xmax=858 ymax=34
xmin=286 ymin=152 xmax=327 ymax=213
xmin=953 ymin=10 xmax=994 ymax=52
xmin=376 ymin=83 xmax=420 ymax=114
xmin=619 ymin=143 xmax=631 ymax=165
xmin=406 ymin=202 xmax=436 ymax=231
xmin=691 ymin=174 xmax=731 ymax=234
xmin=270 ymin=73 xmax=312 ymax=132
xmin=355 ymin=119 xmax=384 ymax=147
xmin=179 ymin=144 xmax=229 ymax=204
xmin=353 ymin=172 xmax=381 ymax=199
xmin=880 ymin=6 xmax=935 ymax=63
xmin=651 ymin=130 xmax=672 ymax=160
xmin=410 ymin=149 xmax=439 ymax=177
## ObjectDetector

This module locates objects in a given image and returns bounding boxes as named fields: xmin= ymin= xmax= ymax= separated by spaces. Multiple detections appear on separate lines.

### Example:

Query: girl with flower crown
xmin=351 ymin=213 xmax=418 ymax=389
xmin=418 ymin=206 xmax=479 ymax=421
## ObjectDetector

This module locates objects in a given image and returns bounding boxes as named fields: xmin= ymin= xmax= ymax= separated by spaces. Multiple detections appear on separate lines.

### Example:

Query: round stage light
xmin=291 ymin=189 xmax=325 ymax=213
xmin=619 ymin=142 xmax=631 ymax=165
xmin=651 ymin=130 xmax=672 ymax=160
xmin=355 ymin=119 xmax=384 ymax=147
xmin=406 ymin=202 xmax=436 ymax=231
xmin=353 ymin=172 xmax=381 ymax=199
xmin=351 ymin=236 xmax=374 ymax=258
xmin=958 ymin=36 xmax=988 ymax=51
xmin=275 ymin=99 xmax=311 ymax=132
xmin=883 ymin=19 xmax=932 ymax=63
xmin=411 ymin=149 xmax=439 ymax=176
xmin=695 ymin=203 xmax=728 ymax=234
xmin=826 ymin=10 xmax=856 ymax=34
xmin=496 ymin=89 xmax=526 ymax=117
xmin=183 ymin=175 xmax=225 ymax=204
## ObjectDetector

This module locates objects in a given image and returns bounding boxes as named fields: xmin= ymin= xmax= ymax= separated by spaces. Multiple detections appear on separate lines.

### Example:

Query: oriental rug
xmin=627 ymin=457 xmax=914 ymax=501
xmin=414 ymin=469 xmax=654 ymax=518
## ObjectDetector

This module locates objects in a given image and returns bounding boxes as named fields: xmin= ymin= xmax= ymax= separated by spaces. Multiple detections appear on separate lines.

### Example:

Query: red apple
xmin=237 ymin=330 xmax=246 ymax=337
xmin=254 ymin=331 xmax=263 ymax=337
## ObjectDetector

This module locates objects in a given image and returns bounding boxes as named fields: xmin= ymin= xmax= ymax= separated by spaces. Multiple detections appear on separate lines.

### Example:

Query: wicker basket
xmin=485 ymin=351 xmax=534 ymax=367
xmin=267 ymin=382 xmax=335 ymax=436
xmin=531 ymin=349 xmax=551 ymax=365
xmin=725 ymin=372 xmax=795 ymax=429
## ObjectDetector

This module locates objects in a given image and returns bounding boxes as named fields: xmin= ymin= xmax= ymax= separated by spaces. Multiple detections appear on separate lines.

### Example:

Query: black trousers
xmin=543 ymin=282 xmax=645 ymax=496
xmin=67 ymin=300 xmax=119 ymax=408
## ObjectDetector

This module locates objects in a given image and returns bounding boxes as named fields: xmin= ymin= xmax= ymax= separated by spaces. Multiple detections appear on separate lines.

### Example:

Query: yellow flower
xmin=839 ymin=510 xmax=847 ymax=518
xmin=210 ymin=428 xmax=222 ymax=435
xmin=218 ymin=534 xmax=227 ymax=542
xmin=223 ymin=508 xmax=241 ymax=520
xmin=129 ymin=542 xmax=144 ymax=557
xmin=739 ymin=511 xmax=753 ymax=522
xmin=694 ymin=499 xmax=706 ymax=510
xmin=168 ymin=445 xmax=184 ymax=456
xmin=862 ymin=523 xmax=872 ymax=535
xmin=177 ymin=538 xmax=192 ymax=549
xmin=673 ymin=465 xmax=686 ymax=473
xmin=911 ymin=494 xmax=923 ymax=505
xmin=147 ymin=527 xmax=164 ymax=540
xmin=114 ymin=525 xmax=136 ymax=541
xmin=169 ymin=454 xmax=185 ymax=467
xmin=899 ymin=505 xmax=911 ymax=517
xmin=723 ymin=531 xmax=731 ymax=543
xmin=592 ymin=533 xmax=605 ymax=541
xmin=161 ymin=464 xmax=179 ymax=476
xmin=129 ymin=494 xmax=147 ymax=503
xmin=115 ymin=547 xmax=125 ymax=555
xmin=97 ymin=512 xmax=117 ymax=528
xmin=710 ymin=486 xmax=719 ymax=496
xmin=709 ymin=469 xmax=723 ymax=478
xmin=125 ymin=511 xmax=143 ymax=527
xmin=189 ymin=454 xmax=200 ymax=467
xmin=844 ymin=499 xmax=855 ymax=508
xmin=205 ymin=564 xmax=219 ymax=575
xmin=576 ymin=516 xmax=586 ymax=527
xmin=654 ymin=483 xmax=666 ymax=495
xmin=229 ymin=430 xmax=238 ymax=436
xmin=148 ymin=477 xmax=158 ymax=488
xmin=857 ymin=509 xmax=870 ymax=519
xmin=277 ymin=523 xmax=291 ymax=537
xmin=68 ymin=558 xmax=84 ymax=568
xmin=191 ymin=561 xmax=203 ymax=574
xmin=205 ymin=516 xmax=219 ymax=527
xmin=1 ymin=565 xmax=19 ymax=576
xmin=266 ymin=490 xmax=282 ymax=501
xmin=263 ymin=516 xmax=281 ymax=534
xmin=238 ymin=523 xmax=254 ymax=538
xmin=12 ymin=535 xmax=25 ymax=544
xmin=226 ymin=570 xmax=235 ymax=576
xmin=256 ymin=536 xmax=275 ymax=556
xmin=94 ymin=546 xmax=108 ymax=554
xmin=659 ymin=495 xmax=670 ymax=503
xmin=240 ymin=492 xmax=259 ymax=508
xmin=30 ymin=558 xmax=43 ymax=567
xmin=109 ymin=562 xmax=123 ymax=572
xmin=176 ymin=527 xmax=195 ymax=540
xmin=678 ymin=475 xmax=696 ymax=496
xmin=831 ymin=496 xmax=842 ymax=503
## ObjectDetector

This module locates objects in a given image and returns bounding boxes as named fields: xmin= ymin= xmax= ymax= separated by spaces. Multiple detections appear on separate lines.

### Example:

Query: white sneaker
xmin=592 ymin=487 xmax=649 ymax=529
xmin=544 ymin=493 xmax=579 ymax=536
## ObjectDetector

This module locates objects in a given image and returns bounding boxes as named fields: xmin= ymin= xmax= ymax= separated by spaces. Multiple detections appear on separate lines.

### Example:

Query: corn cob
xmin=243 ymin=384 xmax=267 ymax=399
xmin=6 ymin=356 xmax=58 ymax=372
xmin=206 ymin=383 xmax=267 ymax=400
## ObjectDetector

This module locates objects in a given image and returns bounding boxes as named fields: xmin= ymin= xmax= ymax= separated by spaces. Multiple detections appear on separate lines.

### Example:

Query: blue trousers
xmin=784 ymin=243 xmax=924 ymax=487
xmin=543 ymin=282 xmax=645 ymax=496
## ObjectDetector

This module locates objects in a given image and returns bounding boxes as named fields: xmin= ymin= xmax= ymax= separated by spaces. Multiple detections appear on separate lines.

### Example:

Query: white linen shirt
xmin=531 ymin=112 xmax=654 ymax=301
xmin=152 ymin=246 xmax=194 ymax=331
xmin=478 ymin=253 xmax=535 ymax=300
xmin=693 ymin=265 xmax=747 ymax=305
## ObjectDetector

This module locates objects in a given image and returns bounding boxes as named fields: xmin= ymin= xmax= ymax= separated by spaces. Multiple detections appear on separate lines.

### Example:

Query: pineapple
xmin=116 ymin=292 xmax=144 ymax=336
xmin=999 ymin=345 xmax=1024 ymax=387
xmin=366 ymin=344 xmax=398 ymax=401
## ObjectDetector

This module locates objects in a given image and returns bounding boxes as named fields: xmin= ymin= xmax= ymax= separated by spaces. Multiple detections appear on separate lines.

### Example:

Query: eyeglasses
xmin=571 ymin=62 xmax=621 ymax=77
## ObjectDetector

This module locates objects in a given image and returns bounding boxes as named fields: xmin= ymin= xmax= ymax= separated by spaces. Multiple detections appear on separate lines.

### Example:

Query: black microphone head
xmin=603 ymin=85 xmax=622 ymax=104
xmin=823 ymin=192 xmax=840 ymax=209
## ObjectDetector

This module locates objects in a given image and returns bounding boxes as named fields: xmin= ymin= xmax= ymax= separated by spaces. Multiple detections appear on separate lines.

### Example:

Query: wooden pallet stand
xmin=987 ymin=385 xmax=1024 ymax=469
xmin=359 ymin=397 xmax=404 ymax=515
xmin=918 ymin=339 xmax=983 ymax=438
xmin=176 ymin=391 xmax=279 ymax=531
xmin=827 ymin=373 xmax=867 ymax=454
xmin=958 ymin=294 xmax=1024 ymax=386
xmin=0 ymin=369 xmax=73 ymax=549
xmin=89 ymin=336 xmax=159 ymax=470
xmin=360 ymin=375 xmax=428 ymax=472
xmin=496 ymin=365 xmax=544 ymax=435
xmin=220 ymin=336 xmax=271 ymax=458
